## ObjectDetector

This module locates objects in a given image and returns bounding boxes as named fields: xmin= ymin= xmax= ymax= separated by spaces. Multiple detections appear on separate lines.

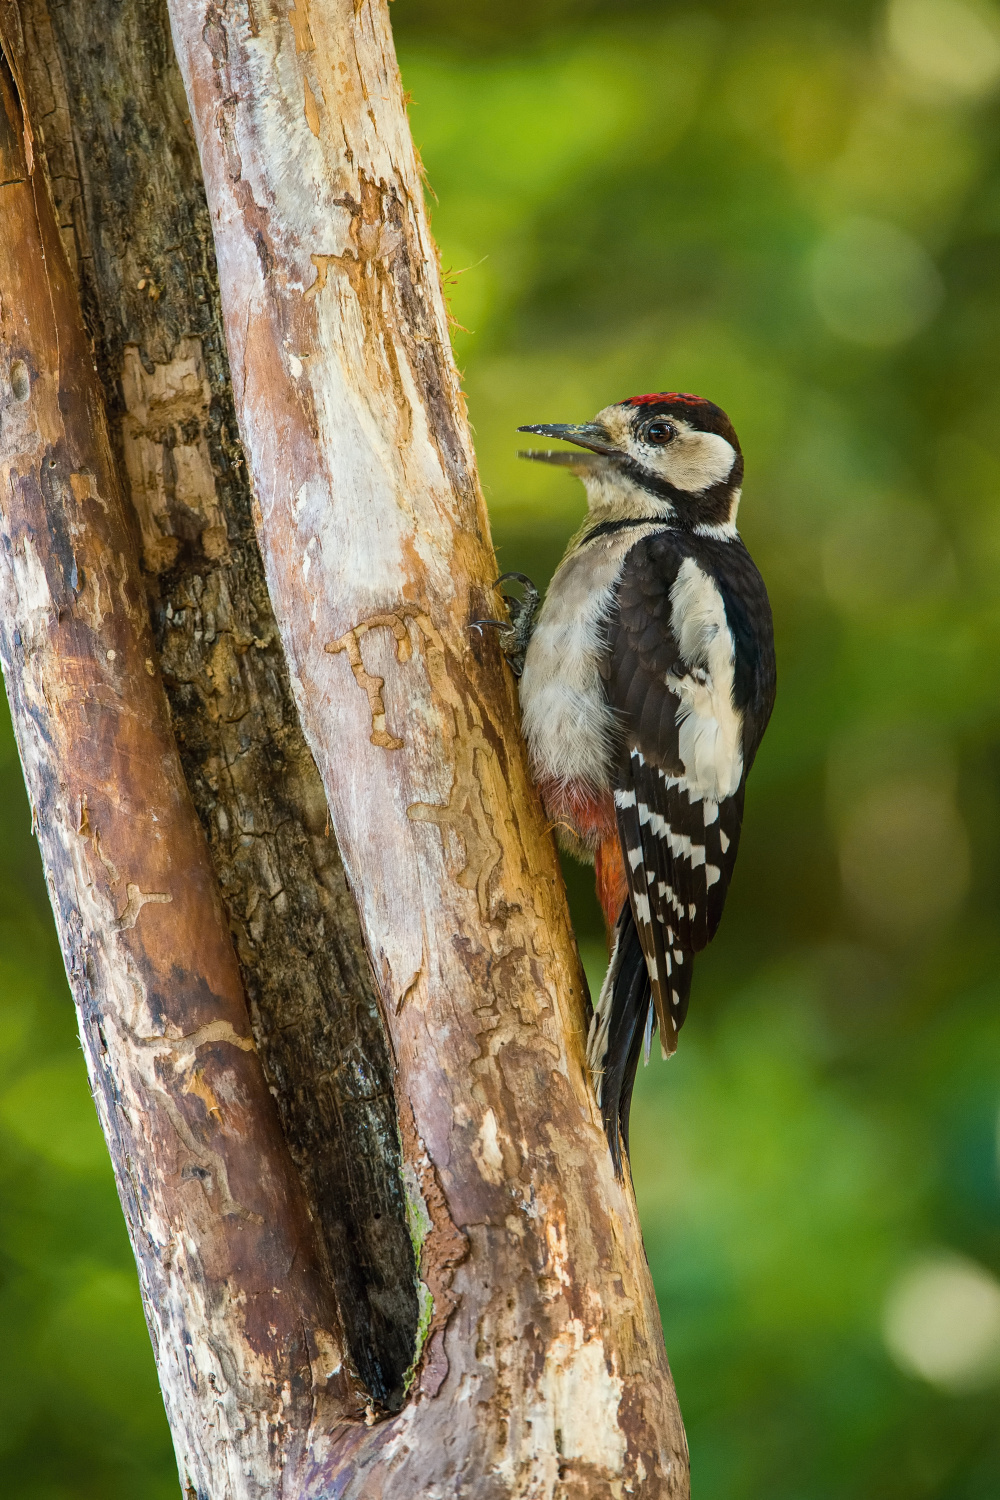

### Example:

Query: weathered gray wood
xmin=7 ymin=0 xmax=419 ymax=1408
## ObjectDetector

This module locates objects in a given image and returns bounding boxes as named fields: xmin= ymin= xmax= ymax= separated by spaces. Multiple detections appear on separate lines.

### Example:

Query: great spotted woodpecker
xmin=476 ymin=394 xmax=776 ymax=1174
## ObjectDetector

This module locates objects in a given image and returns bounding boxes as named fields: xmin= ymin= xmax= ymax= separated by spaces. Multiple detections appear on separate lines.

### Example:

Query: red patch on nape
xmin=625 ymin=391 xmax=710 ymax=407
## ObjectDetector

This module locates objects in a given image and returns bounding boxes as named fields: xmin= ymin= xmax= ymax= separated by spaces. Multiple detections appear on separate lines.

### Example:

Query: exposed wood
xmin=0 ymin=38 xmax=366 ymax=1499
xmin=0 ymin=0 xmax=691 ymax=1487
xmin=167 ymin=0 xmax=691 ymax=1493
xmin=5 ymin=0 xmax=419 ymax=1406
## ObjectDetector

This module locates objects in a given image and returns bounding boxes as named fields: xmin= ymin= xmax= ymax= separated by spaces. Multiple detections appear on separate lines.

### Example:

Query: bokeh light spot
xmin=887 ymin=0 xmax=1000 ymax=99
xmin=883 ymin=1253 xmax=1000 ymax=1388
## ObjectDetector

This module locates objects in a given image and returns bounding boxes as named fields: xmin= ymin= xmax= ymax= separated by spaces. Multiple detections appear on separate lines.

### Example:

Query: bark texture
xmin=167 ymin=0 xmax=691 ymax=1494
xmin=4 ymin=0 xmax=419 ymax=1408
xmin=0 ymin=0 xmax=691 ymax=1490
xmin=0 ymin=42 xmax=366 ymax=1499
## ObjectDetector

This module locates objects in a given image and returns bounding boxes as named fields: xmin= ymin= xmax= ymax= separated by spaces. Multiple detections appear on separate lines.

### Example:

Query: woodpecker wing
xmin=603 ymin=532 xmax=757 ymax=1044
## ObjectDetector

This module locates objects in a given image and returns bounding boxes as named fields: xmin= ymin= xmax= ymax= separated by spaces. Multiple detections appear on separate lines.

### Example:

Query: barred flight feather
xmin=590 ymin=525 xmax=774 ymax=1174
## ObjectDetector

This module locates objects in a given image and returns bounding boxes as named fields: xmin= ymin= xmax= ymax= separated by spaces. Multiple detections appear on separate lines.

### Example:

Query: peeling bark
xmin=0 ymin=43 xmax=365 ymax=1499
xmin=0 ymin=0 xmax=690 ymax=1490
xmin=4 ymin=0 xmax=419 ymax=1407
xmin=165 ymin=0 xmax=691 ymax=1493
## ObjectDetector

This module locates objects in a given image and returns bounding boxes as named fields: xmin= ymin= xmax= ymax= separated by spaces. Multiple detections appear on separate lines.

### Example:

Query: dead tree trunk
xmin=0 ymin=0 xmax=690 ymax=1494
xmin=5 ymin=0 xmax=420 ymax=1414
xmin=0 ymin=33 xmax=363 ymax=1493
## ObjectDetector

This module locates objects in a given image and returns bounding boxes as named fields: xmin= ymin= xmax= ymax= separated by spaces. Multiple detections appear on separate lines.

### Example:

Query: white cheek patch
xmin=660 ymin=430 xmax=736 ymax=494
xmin=595 ymin=405 xmax=738 ymax=496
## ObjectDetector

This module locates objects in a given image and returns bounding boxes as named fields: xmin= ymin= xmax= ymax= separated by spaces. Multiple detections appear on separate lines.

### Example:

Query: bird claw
xmin=495 ymin=571 xmax=537 ymax=592
xmin=469 ymin=573 xmax=540 ymax=678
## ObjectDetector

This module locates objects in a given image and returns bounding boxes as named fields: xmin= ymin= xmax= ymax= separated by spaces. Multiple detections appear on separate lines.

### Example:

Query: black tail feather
xmin=615 ymin=981 xmax=649 ymax=1168
xmin=595 ymin=902 xmax=694 ymax=1176
xmin=599 ymin=908 xmax=649 ymax=1175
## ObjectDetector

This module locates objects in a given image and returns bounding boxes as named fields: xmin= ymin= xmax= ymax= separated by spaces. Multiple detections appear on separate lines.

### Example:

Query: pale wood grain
xmin=166 ymin=0 xmax=690 ymax=1492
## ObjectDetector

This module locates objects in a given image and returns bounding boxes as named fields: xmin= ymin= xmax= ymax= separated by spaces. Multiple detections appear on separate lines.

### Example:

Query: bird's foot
xmin=471 ymin=572 xmax=540 ymax=678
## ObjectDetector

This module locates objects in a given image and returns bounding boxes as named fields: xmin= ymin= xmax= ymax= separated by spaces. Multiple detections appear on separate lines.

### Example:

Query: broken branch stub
xmin=0 ymin=43 xmax=364 ymax=1499
xmin=168 ymin=0 xmax=689 ymax=1492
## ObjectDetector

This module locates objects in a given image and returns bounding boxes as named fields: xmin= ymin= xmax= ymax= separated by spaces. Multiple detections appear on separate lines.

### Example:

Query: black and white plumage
xmin=593 ymin=526 xmax=774 ymax=1168
xmin=488 ymin=392 xmax=776 ymax=1174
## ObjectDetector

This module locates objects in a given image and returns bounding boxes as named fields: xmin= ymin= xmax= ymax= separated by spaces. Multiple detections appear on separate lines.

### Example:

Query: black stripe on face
xmin=616 ymin=456 xmax=741 ymax=529
xmin=581 ymin=516 xmax=666 ymax=545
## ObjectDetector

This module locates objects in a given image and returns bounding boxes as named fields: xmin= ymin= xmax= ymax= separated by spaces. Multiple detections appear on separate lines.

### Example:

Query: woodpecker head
xmin=519 ymin=393 xmax=743 ymax=534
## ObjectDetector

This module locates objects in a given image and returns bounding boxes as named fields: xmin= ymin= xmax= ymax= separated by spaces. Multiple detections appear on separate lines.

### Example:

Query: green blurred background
xmin=4 ymin=0 xmax=1000 ymax=1493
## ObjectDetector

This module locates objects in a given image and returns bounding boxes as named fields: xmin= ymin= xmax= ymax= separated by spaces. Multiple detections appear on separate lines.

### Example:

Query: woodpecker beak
xmin=516 ymin=448 xmax=605 ymax=469
xmin=516 ymin=422 xmax=619 ymax=458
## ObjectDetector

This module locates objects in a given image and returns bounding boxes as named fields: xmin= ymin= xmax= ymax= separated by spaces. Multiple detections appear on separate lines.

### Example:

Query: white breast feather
xmin=519 ymin=530 xmax=654 ymax=790
xmin=667 ymin=556 xmax=743 ymax=801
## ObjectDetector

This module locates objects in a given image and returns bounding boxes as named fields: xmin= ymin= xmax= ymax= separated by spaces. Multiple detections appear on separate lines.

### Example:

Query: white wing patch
xmin=666 ymin=556 xmax=743 ymax=801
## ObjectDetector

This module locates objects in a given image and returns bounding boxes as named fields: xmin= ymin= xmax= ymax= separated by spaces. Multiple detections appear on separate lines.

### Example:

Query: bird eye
xmin=642 ymin=420 xmax=675 ymax=446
